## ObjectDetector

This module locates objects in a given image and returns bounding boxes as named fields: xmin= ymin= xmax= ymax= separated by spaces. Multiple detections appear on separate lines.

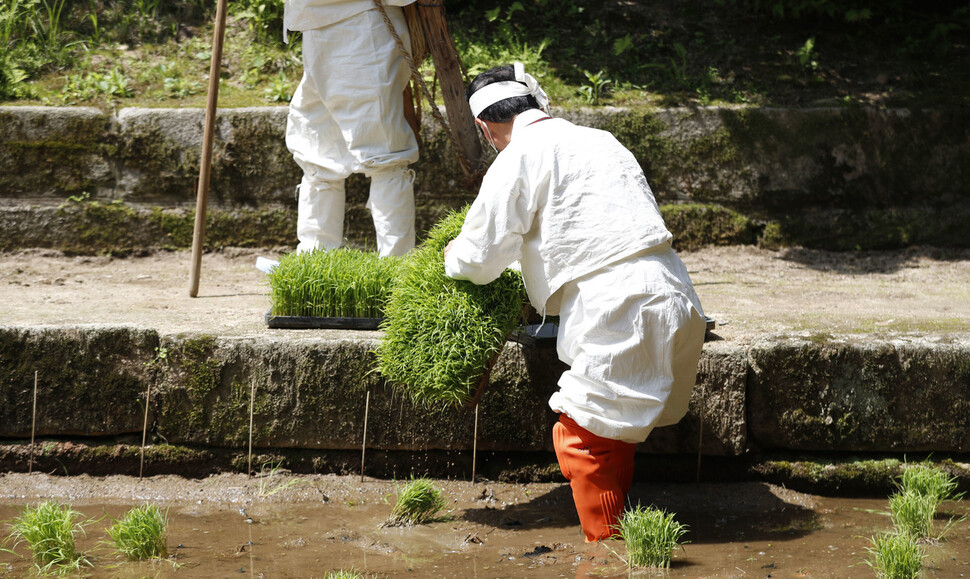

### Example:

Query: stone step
xmin=2 ymin=105 xmax=968 ymax=253
xmin=2 ymin=324 xmax=968 ymax=458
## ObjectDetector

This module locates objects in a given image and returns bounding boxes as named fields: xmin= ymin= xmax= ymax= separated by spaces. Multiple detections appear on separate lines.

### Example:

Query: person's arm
xmin=444 ymin=158 xmax=534 ymax=284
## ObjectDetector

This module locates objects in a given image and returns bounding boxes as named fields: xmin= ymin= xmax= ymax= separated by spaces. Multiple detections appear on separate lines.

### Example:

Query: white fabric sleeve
xmin=444 ymin=160 xmax=533 ymax=285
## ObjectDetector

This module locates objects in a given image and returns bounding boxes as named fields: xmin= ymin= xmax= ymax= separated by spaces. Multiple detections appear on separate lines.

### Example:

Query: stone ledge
xmin=3 ymin=105 xmax=969 ymax=251
xmin=2 ymin=325 xmax=968 ymax=461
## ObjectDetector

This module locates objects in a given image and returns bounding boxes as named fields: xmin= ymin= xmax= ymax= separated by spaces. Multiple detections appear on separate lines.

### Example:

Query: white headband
xmin=468 ymin=62 xmax=550 ymax=118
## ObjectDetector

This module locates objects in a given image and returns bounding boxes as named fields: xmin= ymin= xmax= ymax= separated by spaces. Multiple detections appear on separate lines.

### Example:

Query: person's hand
xmin=443 ymin=239 xmax=455 ymax=261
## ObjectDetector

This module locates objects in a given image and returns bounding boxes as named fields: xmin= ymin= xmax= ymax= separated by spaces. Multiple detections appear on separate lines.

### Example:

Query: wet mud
xmin=1 ymin=473 xmax=968 ymax=578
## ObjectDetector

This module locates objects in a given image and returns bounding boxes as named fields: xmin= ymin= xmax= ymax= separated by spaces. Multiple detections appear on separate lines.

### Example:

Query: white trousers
xmin=286 ymin=7 xmax=419 ymax=256
xmin=548 ymin=244 xmax=707 ymax=443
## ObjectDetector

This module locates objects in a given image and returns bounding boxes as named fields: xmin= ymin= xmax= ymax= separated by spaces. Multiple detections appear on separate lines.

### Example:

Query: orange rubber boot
xmin=553 ymin=414 xmax=636 ymax=542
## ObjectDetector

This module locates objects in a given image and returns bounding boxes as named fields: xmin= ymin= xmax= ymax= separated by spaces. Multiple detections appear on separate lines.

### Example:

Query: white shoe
xmin=255 ymin=257 xmax=279 ymax=274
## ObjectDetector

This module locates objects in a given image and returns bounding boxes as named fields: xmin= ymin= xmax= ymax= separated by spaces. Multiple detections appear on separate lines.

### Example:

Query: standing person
xmin=443 ymin=63 xmax=707 ymax=542
xmin=284 ymin=0 xmax=420 ymax=257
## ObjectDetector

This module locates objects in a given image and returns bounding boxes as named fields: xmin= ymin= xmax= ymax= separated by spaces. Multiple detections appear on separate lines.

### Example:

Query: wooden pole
xmin=248 ymin=380 xmax=256 ymax=478
xmin=471 ymin=404 xmax=479 ymax=484
xmin=188 ymin=0 xmax=229 ymax=297
xmin=416 ymin=3 xmax=484 ymax=186
xmin=29 ymin=371 xmax=38 ymax=475
xmin=139 ymin=379 xmax=152 ymax=479
xmin=361 ymin=391 xmax=371 ymax=482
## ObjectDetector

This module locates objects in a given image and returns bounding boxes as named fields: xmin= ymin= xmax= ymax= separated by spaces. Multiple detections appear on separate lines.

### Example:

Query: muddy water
xmin=1 ymin=474 xmax=968 ymax=578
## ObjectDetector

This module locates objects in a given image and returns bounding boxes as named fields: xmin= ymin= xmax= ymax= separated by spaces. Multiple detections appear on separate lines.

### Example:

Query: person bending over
xmin=443 ymin=63 xmax=706 ymax=542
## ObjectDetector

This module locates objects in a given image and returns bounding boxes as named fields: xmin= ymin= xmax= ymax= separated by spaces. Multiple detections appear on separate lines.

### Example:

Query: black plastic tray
xmin=265 ymin=311 xmax=383 ymax=330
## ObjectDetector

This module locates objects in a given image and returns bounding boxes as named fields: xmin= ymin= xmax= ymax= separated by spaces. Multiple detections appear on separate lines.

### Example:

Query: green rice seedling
xmin=897 ymin=463 xmax=963 ymax=509
xmin=864 ymin=531 xmax=924 ymax=579
xmin=105 ymin=503 xmax=168 ymax=561
xmin=615 ymin=504 xmax=689 ymax=569
xmin=3 ymin=500 xmax=91 ymax=575
xmin=889 ymin=489 xmax=937 ymax=539
xmin=386 ymin=478 xmax=447 ymax=526
xmin=325 ymin=570 xmax=364 ymax=579
xmin=268 ymin=248 xmax=403 ymax=319
xmin=376 ymin=207 xmax=527 ymax=407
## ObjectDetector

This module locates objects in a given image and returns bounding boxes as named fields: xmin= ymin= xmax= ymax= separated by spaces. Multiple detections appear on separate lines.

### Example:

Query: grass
xmin=375 ymin=207 xmax=526 ymax=407
xmin=864 ymin=532 xmax=925 ymax=579
xmin=2 ymin=1 xmax=968 ymax=110
xmin=325 ymin=570 xmax=364 ymax=579
xmin=2 ymin=500 xmax=91 ymax=575
xmin=386 ymin=478 xmax=447 ymax=527
xmin=614 ymin=504 xmax=689 ymax=569
xmin=105 ymin=504 xmax=168 ymax=561
xmin=888 ymin=490 xmax=937 ymax=540
xmin=268 ymin=248 xmax=402 ymax=318
xmin=896 ymin=463 xmax=963 ymax=509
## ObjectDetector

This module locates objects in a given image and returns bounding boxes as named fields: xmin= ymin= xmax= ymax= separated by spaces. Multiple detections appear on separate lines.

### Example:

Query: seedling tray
xmin=265 ymin=311 xmax=383 ymax=330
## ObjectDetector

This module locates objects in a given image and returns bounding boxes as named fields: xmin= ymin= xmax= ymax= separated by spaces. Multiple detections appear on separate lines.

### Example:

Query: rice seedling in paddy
xmin=614 ymin=504 xmax=689 ymax=569
xmin=889 ymin=490 xmax=937 ymax=539
xmin=268 ymin=248 xmax=403 ymax=318
xmin=897 ymin=463 xmax=963 ymax=509
xmin=864 ymin=531 xmax=924 ymax=579
xmin=105 ymin=504 xmax=168 ymax=561
xmin=325 ymin=570 xmax=365 ymax=579
xmin=2 ymin=500 xmax=91 ymax=574
xmin=376 ymin=207 xmax=527 ymax=407
xmin=386 ymin=478 xmax=448 ymax=527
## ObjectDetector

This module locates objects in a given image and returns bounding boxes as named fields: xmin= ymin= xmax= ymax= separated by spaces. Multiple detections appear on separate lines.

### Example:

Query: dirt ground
xmin=2 ymin=245 xmax=969 ymax=343
xmin=1 ymin=472 xmax=969 ymax=578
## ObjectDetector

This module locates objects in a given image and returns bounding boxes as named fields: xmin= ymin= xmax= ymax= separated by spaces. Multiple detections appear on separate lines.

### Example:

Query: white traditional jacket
xmin=445 ymin=108 xmax=674 ymax=315
xmin=284 ymin=0 xmax=415 ymax=32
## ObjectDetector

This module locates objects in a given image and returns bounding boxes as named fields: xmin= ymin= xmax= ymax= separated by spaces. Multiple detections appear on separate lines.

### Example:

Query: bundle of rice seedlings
xmin=325 ymin=571 xmax=364 ymax=579
xmin=889 ymin=490 xmax=937 ymax=539
xmin=864 ymin=531 xmax=924 ymax=579
xmin=268 ymin=248 xmax=403 ymax=318
xmin=3 ymin=500 xmax=91 ymax=575
xmin=386 ymin=478 xmax=447 ymax=526
xmin=897 ymin=463 xmax=963 ymax=509
xmin=615 ymin=504 xmax=689 ymax=569
xmin=376 ymin=207 xmax=527 ymax=407
xmin=105 ymin=504 xmax=168 ymax=561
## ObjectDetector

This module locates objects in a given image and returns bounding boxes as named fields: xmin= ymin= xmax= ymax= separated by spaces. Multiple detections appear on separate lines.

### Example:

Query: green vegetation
xmin=386 ymin=478 xmax=447 ymax=526
xmin=376 ymin=207 xmax=526 ymax=407
xmin=324 ymin=570 xmax=364 ymax=579
xmin=268 ymin=248 xmax=403 ymax=318
xmin=105 ymin=504 xmax=168 ymax=561
xmin=896 ymin=462 xmax=963 ymax=509
xmin=2 ymin=500 xmax=91 ymax=575
xmin=0 ymin=0 xmax=967 ymax=109
xmin=864 ymin=532 xmax=924 ymax=579
xmin=863 ymin=462 xmax=963 ymax=577
xmin=614 ymin=504 xmax=689 ymax=569
xmin=888 ymin=490 xmax=937 ymax=540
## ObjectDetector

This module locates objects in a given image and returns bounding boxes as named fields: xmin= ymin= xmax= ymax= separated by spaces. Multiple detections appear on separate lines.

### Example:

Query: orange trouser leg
xmin=553 ymin=414 xmax=636 ymax=542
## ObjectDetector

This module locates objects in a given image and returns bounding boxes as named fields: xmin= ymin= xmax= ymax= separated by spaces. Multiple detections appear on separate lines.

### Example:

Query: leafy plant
xmin=888 ymin=490 xmax=936 ymax=539
xmin=263 ymin=70 xmax=293 ymax=102
xmin=268 ymin=248 xmax=402 ymax=318
xmin=105 ymin=504 xmax=168 ymax=561
xmin=669 ymin=42 xmax=689 ymax=87
xmin=386 ymin=478 xmax=447 ymax=526
xmin=896 ymin=462 xmax=963 ymax=509
xmin=61 ymin=68 xmax=133 ymax=100
xmin=615 ymin=505 xmax=689 ymax=568
xmin=579 ymin=69 xmax=611 ymax=105
xmin=795 ymin=37 xmax=818 ymax=71
xmin=2 ymin=500 xmax=91 ymax=575
xmin=376 ymin=207 xmax=526 ymax=408
xmin=864 ymin=531 xmax=924 ymax=579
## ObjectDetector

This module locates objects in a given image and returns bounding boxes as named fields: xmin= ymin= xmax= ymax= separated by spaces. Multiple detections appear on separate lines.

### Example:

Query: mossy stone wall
xmin=1 ymin=105 xmax=967 ymax=252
